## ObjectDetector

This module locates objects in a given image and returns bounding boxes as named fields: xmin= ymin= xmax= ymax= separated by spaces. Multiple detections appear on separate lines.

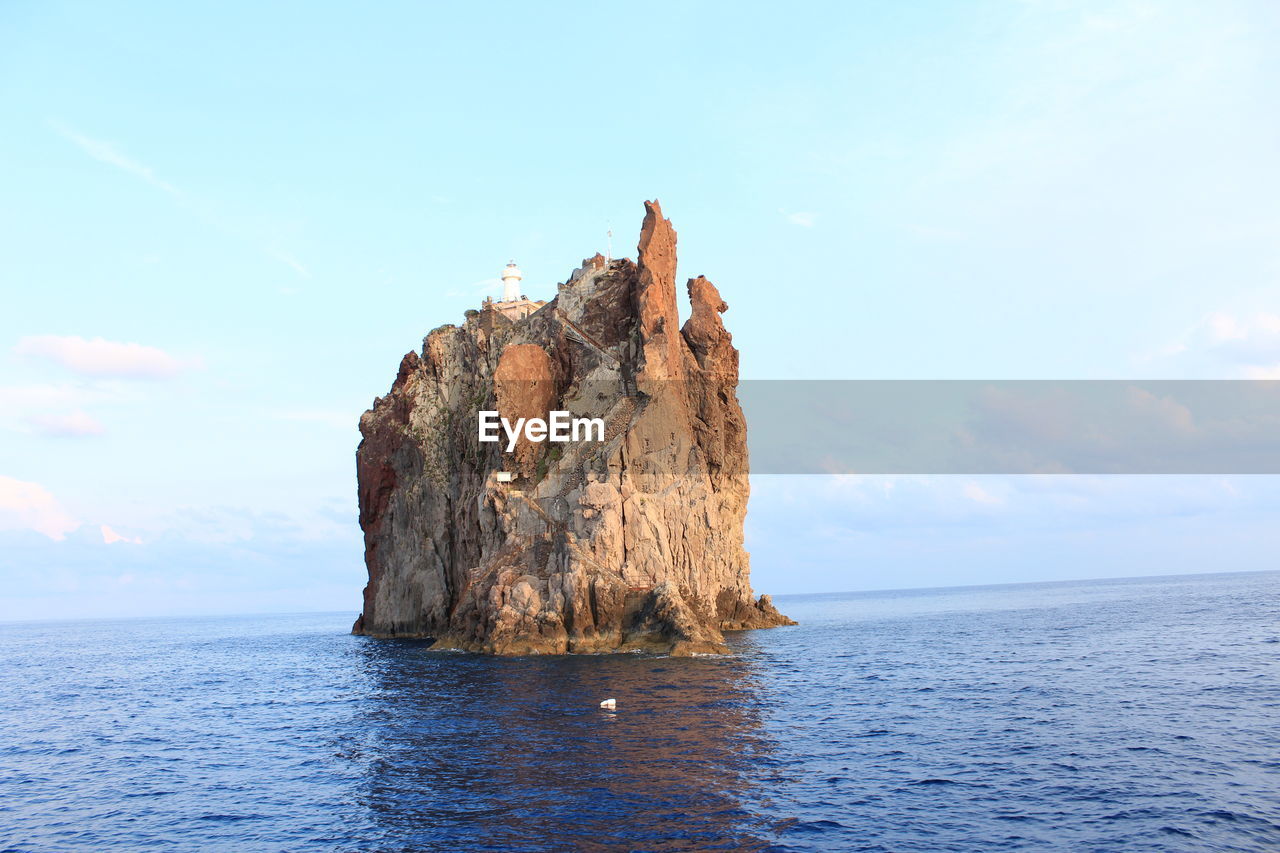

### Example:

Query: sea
xmin=2 ymin=571 xmax=1278 ymax=852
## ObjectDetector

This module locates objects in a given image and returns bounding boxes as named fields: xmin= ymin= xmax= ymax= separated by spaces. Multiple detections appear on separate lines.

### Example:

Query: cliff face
xmin=353 ymin=201 xmax=793 ymax=654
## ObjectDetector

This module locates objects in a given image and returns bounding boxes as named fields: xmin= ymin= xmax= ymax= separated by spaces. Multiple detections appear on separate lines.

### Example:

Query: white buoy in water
xmin=599 ymin=698 xmax=617 ymax=710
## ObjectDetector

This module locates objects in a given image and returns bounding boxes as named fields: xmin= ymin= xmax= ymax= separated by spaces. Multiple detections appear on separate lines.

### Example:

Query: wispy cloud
xmin=26 ymin=410 xmax=106 ymax=438
xmin=779 ymin=208 xmax=817 ymax=228
xmin=0 ymin=382 xmax=144 ymax=438
xmin=50 ymin=120 xmax=310 ymax=278
xmin=963 ymin=482 xmax=1004 ymax=506
xmin=907 ymin=223 xmax=965 ymax=241
xmin=0 ymin=383 xmax=88 ymax=410
xmin=49 ymin=120 xmax=181 ymax=196
xmin=445 ymin=278 xmax=503 ymax=298
xmin=276 ymin=409 xmax=357 ymax=429
xmin=269 ymin=248 xmax=311 ymax=279
xmin=14 ymin=335 xmax=190 ymax=380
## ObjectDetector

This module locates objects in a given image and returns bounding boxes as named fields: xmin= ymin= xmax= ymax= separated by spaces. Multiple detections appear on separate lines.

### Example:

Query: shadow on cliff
xmin=349 ymin=633 xmax=792 ymax=851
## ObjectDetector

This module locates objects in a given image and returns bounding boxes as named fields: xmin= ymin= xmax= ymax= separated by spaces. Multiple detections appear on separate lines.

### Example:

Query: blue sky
xmin=2 ymin=0 xmax=1279 ymax=619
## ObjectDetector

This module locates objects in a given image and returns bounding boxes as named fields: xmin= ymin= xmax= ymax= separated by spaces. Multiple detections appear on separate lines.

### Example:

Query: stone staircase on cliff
xmin=506 ymin=388 xmax=643 ymax=540
xmin=493 ymin=310 xmax=648 ymax=578
xmin=558 ymin=314 xmax=640 ymax=400
xmin=551 ymin=393 xmax=641 ymax=498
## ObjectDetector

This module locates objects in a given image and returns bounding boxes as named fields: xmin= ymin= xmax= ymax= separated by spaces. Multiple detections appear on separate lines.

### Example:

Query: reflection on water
xmin=353 ymin=640 xmax=783 ymax=851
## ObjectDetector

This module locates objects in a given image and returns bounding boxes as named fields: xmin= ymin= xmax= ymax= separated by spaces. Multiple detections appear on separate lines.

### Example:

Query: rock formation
xmin=353 ymin=201 xmax=793 ymax=654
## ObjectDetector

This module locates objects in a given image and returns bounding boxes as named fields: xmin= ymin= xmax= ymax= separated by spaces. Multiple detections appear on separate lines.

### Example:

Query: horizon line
xmin=2 ymin=567 xmax=1273 ymax=628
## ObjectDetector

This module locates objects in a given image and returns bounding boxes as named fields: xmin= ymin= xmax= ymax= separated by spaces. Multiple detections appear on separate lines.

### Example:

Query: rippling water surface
xmin=3 ymin=571 xmax=1279 ymax=851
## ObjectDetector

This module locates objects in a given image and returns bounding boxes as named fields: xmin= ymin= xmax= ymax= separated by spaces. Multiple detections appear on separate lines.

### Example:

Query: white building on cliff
xmin=484 ymin=260 xmax=546 ymax=321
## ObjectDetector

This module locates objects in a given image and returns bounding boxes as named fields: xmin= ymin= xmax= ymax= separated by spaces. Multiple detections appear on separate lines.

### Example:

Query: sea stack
xmin=353 ymin=201 xmax=793 ymax=654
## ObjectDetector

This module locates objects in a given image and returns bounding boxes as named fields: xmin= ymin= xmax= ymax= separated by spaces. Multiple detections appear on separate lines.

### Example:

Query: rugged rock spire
xmin=353 ymin=200 xmax=793 ymax=654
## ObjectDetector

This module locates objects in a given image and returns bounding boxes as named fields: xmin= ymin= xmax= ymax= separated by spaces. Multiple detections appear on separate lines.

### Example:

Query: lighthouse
xmin=501 ymin=261 xmax=523 ymax=302
xmin=485 ymin=260 xmax=547 ymax=321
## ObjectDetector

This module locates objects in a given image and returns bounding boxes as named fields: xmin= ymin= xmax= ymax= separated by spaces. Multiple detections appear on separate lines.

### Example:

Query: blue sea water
xmin=2 ymin=571 xmax=1279 ymax=852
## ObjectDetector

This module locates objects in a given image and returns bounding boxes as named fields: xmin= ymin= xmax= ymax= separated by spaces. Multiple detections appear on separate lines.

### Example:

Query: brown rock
xmin=494 ymin=344 xmax=556 ymax=478
xmin=635 ymin=200 xmax=684 ymax=383
xmin=353 ymin=201 xmax=792 ymax=653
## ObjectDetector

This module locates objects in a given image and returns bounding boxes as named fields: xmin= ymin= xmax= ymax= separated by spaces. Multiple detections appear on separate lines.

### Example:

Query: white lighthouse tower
xmin=485 ymin=260 xmax=545 ymax=321
xmin=501 ymin=261 xmax=523 ymax=303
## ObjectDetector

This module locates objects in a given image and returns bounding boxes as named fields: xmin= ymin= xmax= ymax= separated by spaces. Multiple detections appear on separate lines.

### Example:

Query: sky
xmin=1 ymin=0 xmax=1279 ymax=620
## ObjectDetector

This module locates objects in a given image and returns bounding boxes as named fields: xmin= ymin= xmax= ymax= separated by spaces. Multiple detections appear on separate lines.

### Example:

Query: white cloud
xmin=26 ymin=410 xmax=106 ymax=437
xmin=0 ymin=476 xmax=79 ymax=540
xmin=101 ymin=524 xmax=142 ymax=545
xmin=1208 ymin=311 xmax=1280 ymax=352
xmin=779 ymin=209 xmax=817 ymax=227
xmin=1155 ymin=310 xmax=1280 ymax=377
xmin=1207 ymin=312 xmax=1248 ymax=342
xmin=14 ymin=335 xmax=188 ymax=379
xmin=963 ymin=482 xmax=1004 ymax=505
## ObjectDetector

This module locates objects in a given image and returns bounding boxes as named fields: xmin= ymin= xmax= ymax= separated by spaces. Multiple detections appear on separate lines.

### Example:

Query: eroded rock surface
xmin=353 ymin=200 xmax=794 ymax=654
